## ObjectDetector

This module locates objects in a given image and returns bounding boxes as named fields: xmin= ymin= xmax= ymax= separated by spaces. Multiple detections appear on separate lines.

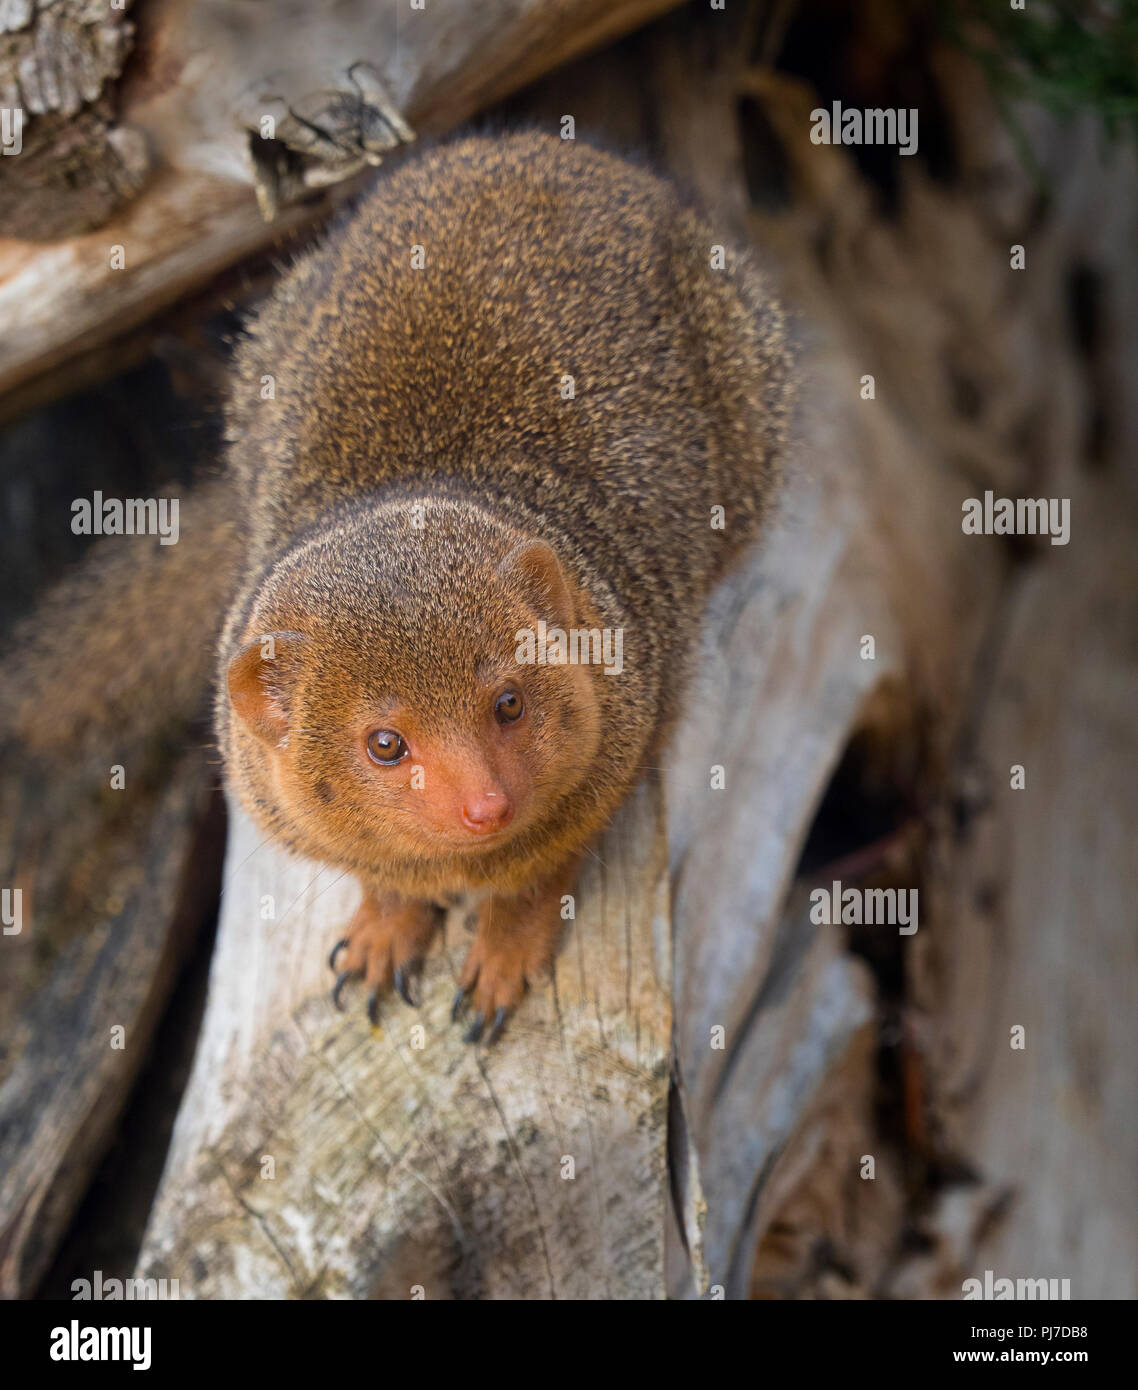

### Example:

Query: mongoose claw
xmin=464 ymin=1006 xmax=510 ymax=1046
xmin=332 ymin=970 xmax=352 ymax=1011
xmin=451 ymin=986 xmax=471 ymax=1022
xmin=393 ymin=966 xmax=417 ymax=1008
xmin=328 ymin=896 xmax=441 ymax=1023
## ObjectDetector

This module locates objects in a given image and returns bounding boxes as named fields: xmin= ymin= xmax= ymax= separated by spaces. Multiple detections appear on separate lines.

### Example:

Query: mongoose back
xmin=218 ymin=130 xmax=794 ymax=1040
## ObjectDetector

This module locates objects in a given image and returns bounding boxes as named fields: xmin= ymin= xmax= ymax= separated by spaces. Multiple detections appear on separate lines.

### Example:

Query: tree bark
xmin=137 ymin=781 xmax=671 ymax=1299
xmin=0 ymin=0 xmax=684 ymax=407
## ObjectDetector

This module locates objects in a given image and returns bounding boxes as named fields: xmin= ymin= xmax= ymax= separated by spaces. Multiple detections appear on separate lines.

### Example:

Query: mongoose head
xmin=223 ymin=500 xmax=604 ymax=878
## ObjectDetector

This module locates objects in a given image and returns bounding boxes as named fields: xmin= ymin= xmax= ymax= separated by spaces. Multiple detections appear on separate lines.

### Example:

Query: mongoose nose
xmin=460 ymin=793 xmax=513 ymax=834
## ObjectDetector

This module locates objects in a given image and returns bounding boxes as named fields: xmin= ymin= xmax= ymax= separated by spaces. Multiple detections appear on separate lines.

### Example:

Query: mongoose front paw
xmin=329 ymin=893 xmax=441 ymax=1023
xmin=450 ymin=863 xmax=578 ymax=1044
xmin=451 ymin=928 xmax=553 ymax=1046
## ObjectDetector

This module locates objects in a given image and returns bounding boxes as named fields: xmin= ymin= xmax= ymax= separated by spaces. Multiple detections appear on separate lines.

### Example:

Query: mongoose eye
xmin=366 ymin=729 xmax=408 ymax=765
xmin=494 ymin=689 xmax=524 ymax=725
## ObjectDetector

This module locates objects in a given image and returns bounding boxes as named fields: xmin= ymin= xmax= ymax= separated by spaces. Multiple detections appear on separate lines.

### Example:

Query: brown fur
xmin=2 ymin=475 xmax=241 ymax=779
xmin=216 ymin=131 xmax=795 ymax=1031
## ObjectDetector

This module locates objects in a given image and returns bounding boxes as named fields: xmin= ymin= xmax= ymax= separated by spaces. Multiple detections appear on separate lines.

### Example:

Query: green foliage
xmin=943 ymin=0 xmax=1138 ymax=172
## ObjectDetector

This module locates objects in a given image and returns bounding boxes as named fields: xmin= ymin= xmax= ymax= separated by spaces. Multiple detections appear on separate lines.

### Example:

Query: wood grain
xmin=137 ymin=777 xmax=671 ymax=1299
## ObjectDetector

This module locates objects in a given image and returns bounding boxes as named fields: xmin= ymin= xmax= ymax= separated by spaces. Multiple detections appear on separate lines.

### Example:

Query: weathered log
xmin=0 ymin=755 xmax=221 ymax=1298
xmin=137 ymin=778 xmax=671 ymax=1299
xmin=0 ymin=0 xmax=144 ymax=239
xmin=652 ymin=15 xmax=1136 ymax=1296
xmin=0 ymin=0 xmax=684 ymax=406
xmin=907 ymin=469 xmax=1138 ymax=1301
xmin=0 ymin=478 xmax=239 ymax=1298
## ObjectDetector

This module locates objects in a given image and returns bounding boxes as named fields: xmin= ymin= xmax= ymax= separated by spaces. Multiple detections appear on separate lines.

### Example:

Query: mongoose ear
xmin=227 ymin=632 xmax=308 ymax=746
xmin=499 ymin=540 xmax=575 ymax=630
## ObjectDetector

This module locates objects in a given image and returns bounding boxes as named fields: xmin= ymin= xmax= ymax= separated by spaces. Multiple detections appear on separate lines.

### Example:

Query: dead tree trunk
xmin=137 ymin=784 xmax=671 ymax=1299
